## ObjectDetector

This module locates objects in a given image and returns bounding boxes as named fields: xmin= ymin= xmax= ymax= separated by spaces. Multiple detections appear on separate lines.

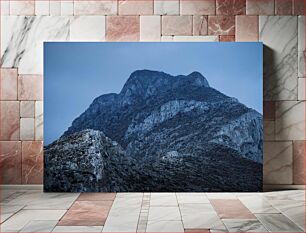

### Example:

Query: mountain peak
xmin=187 ymin=71 xmax=209 ymax=87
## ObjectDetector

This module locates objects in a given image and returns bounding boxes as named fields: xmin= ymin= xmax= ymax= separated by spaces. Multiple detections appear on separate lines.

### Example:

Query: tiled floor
xmin=0 ymin=189 xmax=305 ymax=232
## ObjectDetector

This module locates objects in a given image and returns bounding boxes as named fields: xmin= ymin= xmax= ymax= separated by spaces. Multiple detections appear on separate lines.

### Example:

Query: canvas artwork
xmin=44 ymin=42 xmax=263 ymax=192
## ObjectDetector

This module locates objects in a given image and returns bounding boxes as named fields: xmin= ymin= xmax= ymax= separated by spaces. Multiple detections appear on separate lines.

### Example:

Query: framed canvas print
xmin=44 ymin=42 xmax=263 ymax=192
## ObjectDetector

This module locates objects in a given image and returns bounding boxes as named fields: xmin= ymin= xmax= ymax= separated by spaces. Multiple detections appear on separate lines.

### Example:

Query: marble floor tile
xmin=52 ymin=226 xmax=103 ymax=232
xmin=146 ymin=220 xmax=184 ymax=233
xmin=222 ymin=219 xmax=268 ymax=232
xmin=0 ymin=209 xmax=66 ymax=232
xmin=238 ymin=196 xmax=279 ymax=213
xmin=176 ymin=193 xmax=210 ymax=204
xmin=148 ymin=206 xmax=181 ymax=221
xmin=115 ymin=192 xmax=143 ymax=198
xmin=206 ymin=193 xmax=237 ymax=199
xmin=263 ymin=190 xmax=305 ymax=201
xmin=77 ymin=193 xmax=116 ymax=201
xmin=256 ymin=214 xmax=304 ymax=232
xmin=150 ymin=193 xmax=178 ymax=206
xmin=0 ymin=204 xmax=25 ymax=223
xmin=0 ymin=190 xmax=17 ymax=201
xmin=20 ymin=220 xmax=58 ymax=232
xmin=210 ymin=199 xmax=256 ymax=219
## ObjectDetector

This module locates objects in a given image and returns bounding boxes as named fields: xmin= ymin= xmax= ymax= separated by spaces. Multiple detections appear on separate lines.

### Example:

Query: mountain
xmin=44 ymin=70 xmax=263 ymax=192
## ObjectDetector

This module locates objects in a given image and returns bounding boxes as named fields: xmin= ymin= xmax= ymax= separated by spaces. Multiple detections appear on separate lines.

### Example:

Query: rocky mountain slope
xmin=45 ymin=70 xmax=263 ymax=192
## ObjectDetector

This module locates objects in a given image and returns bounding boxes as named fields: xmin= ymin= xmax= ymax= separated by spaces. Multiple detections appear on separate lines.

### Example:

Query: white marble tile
xmin=298 ymin=16 xmax=305 ymax=78
xmin=154 ymin=0 xmax=179 ymax=15
xmin=206 ymin=193 xmax=237 ymax=199
xmin=20 ymin=101 xmax=35 ymax=118
xmin=263 ymin=190 xmax=305 ymax=201
xmin=260 ymin=16 xmax=298 ymax=100
xmin=1 ymin=209 xmax=66 ymax=232
xmin=35 ymin=1 xmax=50 ymax=15
xmin=176 ymin=193 xmax=210 ymax=204
xmin=223 ymin=219 xmax=268 ymax=232
xmin=150 ymin=193 xmax=177 ymax=206
xmin=20 ymin=220 xmax=58 ymax=232
xmin=238 ymin=196 xmax=279 ymax=213
xmin=140 ymin=16 xmax=161 ymax=41
xmin=53 ymin=226 xmax=104 ymax=232
xmin=35 ymin=101 xmax=43 ymax=140
xmin=263 ymin=141 xmax=293 ymax=184
xmin=74 ymin=1 xmax=117 ymax=15
xmin=115 ymin=192 xmax=143 ymax=198
xmin=1 ymin=0 xmax=10 ymax=15
xmin=1 ymin=204 xmax=25 ymax=223
xmin=61 ymin=1 xmax=74 ymax=15
xmin=298 ymin=78 xmax=305 ymax=100
xmin=1 ymin=16 xmax=70 ymax=74
xmin=275 ymin=101 xmax=305 ymax=140
xmin=148 ymin=206 xmax=181 ymax=221
xmin=20 ymin=118 xmax=35 ymax=140
xmin=50 ymin=1 xmax=61 ymax=16
xmin=264 ymin=120 xmax=275 ymax=140
xmin=70 ymin=16 xmax=106 ymax=41
xmin=256 ymin=214 xmax=303 ymax=232
xmin=173 ymin=36 xmax=219 ymax=41
xmin=10 ymin=1 xmax=35 ymax=15
xmin=146 ymin=221 xmax=184 ymax=232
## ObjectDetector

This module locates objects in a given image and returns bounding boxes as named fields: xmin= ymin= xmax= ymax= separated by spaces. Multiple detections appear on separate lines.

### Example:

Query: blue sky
xmin=44 ymin=42 xmax=263 ymax=145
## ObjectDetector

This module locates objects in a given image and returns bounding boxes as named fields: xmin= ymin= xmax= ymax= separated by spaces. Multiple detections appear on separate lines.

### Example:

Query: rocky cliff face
xmin=45 ymin=70 xmax=263 ymax=192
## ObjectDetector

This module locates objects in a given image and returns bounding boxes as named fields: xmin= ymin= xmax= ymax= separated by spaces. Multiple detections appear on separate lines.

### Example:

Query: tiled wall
xmin=0 ymin=0 xmax=305 ymax=186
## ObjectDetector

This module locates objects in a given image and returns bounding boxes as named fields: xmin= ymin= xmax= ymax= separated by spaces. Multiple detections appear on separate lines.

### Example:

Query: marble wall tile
xmin=20 ymin=118 xmax=35 ymax=140
xmin=260 ymin=16 xmax=298 ymax=100
xmin=106 ymin=16 xmax=139 ymax=41
xmin=20 ymin=101 xmax=35 ymax=118
xmin=193 ymin=16 xmax=208 ymax=36
xmin=180 ymin=0 xmax=215 ymax=15
xmin=298 ymin=78 xmax=305 ymax=100
xmin=0 ymin=141 xmax=22 ymax=184
xmin=246 ymin=0 xmax=274 ymax=15
xmin=35 ymin=101 xmax=43 ymax=140
xmin=208 ymin=16 xmax=235 ymax=35
xmin=263 ymin=141 xmax=293 ymax=184
xmin=293 ymin=0 xmax=305 ymax=15
xmin=154 ymin=0 xmax=179 ymax=15
xmin=119 ymin=0 xmax=153 ymax=15
xmin=18 ymin=75 xmax=43 ymax=100
xmin=275 ymin=101 xmax=305 ymax=140
xmin=22 ymin=141 xmax=43 ymax=184
xmin=298 ymin=16 xmax=305 ymax=78
xmin=219 ymin=35 xmax=235 ymax=41
xmin=293 ymin=140 xmax=305 ymax=184
xmin=1 ymin=16 xmax=70 ymax=74
xmin=162 ymin=16 xmax=192 ymax=36
xmin=236 ymin=15 xmax=258 ymax=41
xmin=35 ymin=1 xmax=50 ymax=16
xmin=74 ymin=1 xmax=117 ymax=15
xmin=0 ymin=101 xmax=20 ymax=140
xmin=70 ymin=16 xmax=106 ymax=41
xmin=61 ymin=1 xmax=74 ymax=15
xmin=50 ymin=1 xmax=61 ymax=16
xmin=264 ymin=121 xmax=275 ymax=141
xmin=140 ymin=16 xmax=161 ymax=41
xmin=275 ymin=0 xmax=293 ymax=15
xmin=0 ymin=68 xmax=17 ymax=100
xmin=1 ymin=0 xmax=10 ymax=15
xmin=263 ymin=101 xmax=275 ymax=120
xmin=216 ymin=0 xmax=246 ymax=15
xmin=10 ymin=1 xmax=35 ymax=15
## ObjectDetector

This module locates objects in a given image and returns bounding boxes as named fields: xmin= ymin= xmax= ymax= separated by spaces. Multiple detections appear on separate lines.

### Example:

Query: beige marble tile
xmin=35 ymin=1 xmax=50 ymax=15
xmin=20 ymin=118 xmax=35 ymax=140
xmin=180 ymin=0 xmax=215 ymax=15
xmin=35 ymin=101 xmax=43 ymax=140
xmin=275 ymin=101 xmax=305 ymax=140
xmin=162 ymin=16 xmax=192 ymax=36
xmin=70 ymin=16 xmax=106 ymax=41
xmin=20 ymin=220 xmax=58 ymax=232
xmin=298 ymin=16 xmax=305 ymax=78
xmin=236 ymin=15 xmax=258 ymax=41
xmin=147 ymin=221 xmax=184 ymax=232
xmin=0 ymin=101 xmax=20 ymax=140
xmin=263 ymin=141 xmax=293 ymax=184
xmin=150 ymin=193 xmax=177 ymax=206
xmin=74 ymin=1 xmax=117 ymax=15
xmin=264 ymin=121 xmax=275 ymax=141
xmin=10 ymin=0 xmax=34 ymax=15
xmin=0 ymin=68 xmax=18 ymax=100
xmin=18 ymin=75 xmax=43 ymax=100
xmin=176 ymin=193 xmax=210 ymax=204
xmin=1 ymin=204 xmax=25 ymax=223
xmin=154 ymin=0 xmax=179 ymax=15
xmin=20 ymin=101 xmax=35 ymax=118
xmin=293 ymin=140 xmax=305 ymax=184
xmin=148 ymin=206 xmax=181 ymax=221
xmin=53 ymin=226 xmax=103 ymax=232
xmin=193 ymin=16 xmax=208 ymax=36
xmin=223 ymin=219 xmax=268 ymax=232
xmin=140 ymin=16 xmax=161 ymax=41
xmin=173 ymin=36 xmax=218 ymax=41
xmin=119 ymin=0 xmax=153 ymax=15
xmin=297 ymin=78 xmax=305 ymax=100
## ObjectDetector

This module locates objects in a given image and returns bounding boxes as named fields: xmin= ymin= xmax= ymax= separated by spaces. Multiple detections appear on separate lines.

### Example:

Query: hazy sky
xmin=44 ymin=42 xmax=263 ymax=145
